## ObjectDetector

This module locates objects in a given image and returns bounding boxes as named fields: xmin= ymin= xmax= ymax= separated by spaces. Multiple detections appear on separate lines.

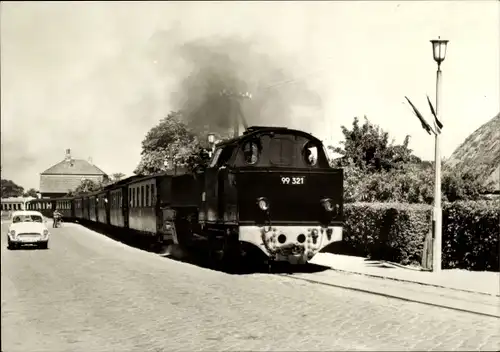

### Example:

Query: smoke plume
xmin=148 ymin=31 xmax=324 ymax=138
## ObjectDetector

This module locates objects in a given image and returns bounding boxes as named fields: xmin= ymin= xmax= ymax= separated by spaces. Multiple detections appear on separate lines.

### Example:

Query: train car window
xmin=242 ymin=140 xmax=261 ymax=165
xmin=269 ymin=137 xmax=294 ymax=166
xmin=146 ymin=185 xmax=150 ymax=206
xmin=129 ymin=189 xmax=132 ymax=207
xmin=303 ymin=142 xmax=318 ymax=166
xmin=132 ymin=188 xmax=135 ymax=208
xmin=141 ymin=186 xmax=145 ymax=207
xmin=151 ymin=184 xmax=156 ymax=206
xmin=208 ymin=148 xmax=223 ymax=168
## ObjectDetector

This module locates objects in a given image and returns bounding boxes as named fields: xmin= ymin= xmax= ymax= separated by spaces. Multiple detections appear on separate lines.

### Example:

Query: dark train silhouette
xmin=28 ymin=126 xmax=344 ymax=267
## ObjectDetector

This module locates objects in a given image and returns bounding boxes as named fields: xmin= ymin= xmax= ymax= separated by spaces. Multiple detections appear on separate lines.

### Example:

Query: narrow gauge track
xmin=274 ymin=271 xmax=500 ymax=319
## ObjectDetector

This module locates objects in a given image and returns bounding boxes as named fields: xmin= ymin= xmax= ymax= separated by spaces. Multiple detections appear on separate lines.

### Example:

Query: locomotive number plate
xmin=281 ymin=176 xmax=305 ymax=185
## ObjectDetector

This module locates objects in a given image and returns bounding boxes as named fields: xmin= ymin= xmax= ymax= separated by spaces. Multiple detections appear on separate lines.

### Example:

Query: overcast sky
xmin=1 ymin=1 xmax=499 ymax=190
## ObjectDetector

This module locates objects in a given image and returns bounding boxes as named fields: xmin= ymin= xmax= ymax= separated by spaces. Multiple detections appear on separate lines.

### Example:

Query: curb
xmin=325 ymin=267 xmax=499 ymax=297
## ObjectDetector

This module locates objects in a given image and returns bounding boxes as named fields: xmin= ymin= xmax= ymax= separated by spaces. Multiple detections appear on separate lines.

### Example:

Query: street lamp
xmin=404 ymin=37 xmax=448 ymax=272
xmin=207 ymin=133 xmax=216 ymax=157
xmin=430 ymin=36 xmax=448 ymax=272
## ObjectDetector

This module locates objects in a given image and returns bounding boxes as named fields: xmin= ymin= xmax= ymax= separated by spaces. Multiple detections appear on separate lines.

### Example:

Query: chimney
xmin=65 ymin=149 xmax=71 ymax=161
xmin=88 ymin=157 xmax=93 ymax=164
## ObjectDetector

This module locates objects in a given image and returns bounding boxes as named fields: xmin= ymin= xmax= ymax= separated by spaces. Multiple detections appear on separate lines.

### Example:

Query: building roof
xmin=446 ymin=112 xmax=500 ymax=190
xmin=41 ymin=158 xmax=107 ymax=175
xmin=39 ymin=174 xmax=104 ymax=194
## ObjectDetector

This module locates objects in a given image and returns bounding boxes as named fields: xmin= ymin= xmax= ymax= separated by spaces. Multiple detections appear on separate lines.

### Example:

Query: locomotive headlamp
xmin=320 ymin=198 xmax=334 ymax=212
xmin=256 ymin=197 xmax=270 ymax=211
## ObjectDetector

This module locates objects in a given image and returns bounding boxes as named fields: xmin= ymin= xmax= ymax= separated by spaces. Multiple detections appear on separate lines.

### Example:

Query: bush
xmin=342 ymin=162 xmax=495 ymax=205
xmin=342 ymin=203 xmax=431 ymax=266
xmin=337 ymin=200 xmax=499 ymax=271
xmin=442 ymin=200 xmax=499 ymax=271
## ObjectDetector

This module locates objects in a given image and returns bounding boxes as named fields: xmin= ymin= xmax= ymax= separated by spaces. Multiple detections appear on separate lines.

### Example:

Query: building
xmin=39 ymin=149 xmax=108 ymax=198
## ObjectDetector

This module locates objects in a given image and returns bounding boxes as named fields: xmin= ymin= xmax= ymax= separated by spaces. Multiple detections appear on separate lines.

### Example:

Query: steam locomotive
xmin=27 ymin=126 xmax=344 ymax=267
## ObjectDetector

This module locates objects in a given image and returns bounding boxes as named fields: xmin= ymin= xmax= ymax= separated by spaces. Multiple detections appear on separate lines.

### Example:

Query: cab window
xmin=269 ymin=137 xmax=294 ymax=166
xmin=303 ymin=142 xmax=319 ymax=166
xmin=242 ymin=141 xmax=260 ymax=165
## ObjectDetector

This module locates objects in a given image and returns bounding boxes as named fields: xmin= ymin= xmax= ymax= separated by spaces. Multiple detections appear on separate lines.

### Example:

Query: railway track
xmin=275 ymin=270 xmax=500 ymax=319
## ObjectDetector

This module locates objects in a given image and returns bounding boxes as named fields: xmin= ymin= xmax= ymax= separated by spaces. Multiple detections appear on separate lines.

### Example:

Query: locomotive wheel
xmin=220 ymin=236 xmax=242 ymax=274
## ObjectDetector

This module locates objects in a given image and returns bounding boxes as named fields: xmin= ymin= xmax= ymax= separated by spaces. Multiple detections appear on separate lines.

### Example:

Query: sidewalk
xmin=311 ymin=253 xmax=500 ymax=297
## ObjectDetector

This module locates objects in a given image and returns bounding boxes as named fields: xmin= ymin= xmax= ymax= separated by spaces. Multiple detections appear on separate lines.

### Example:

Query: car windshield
xmin=12 ymin=215 xmax=43 ymax=223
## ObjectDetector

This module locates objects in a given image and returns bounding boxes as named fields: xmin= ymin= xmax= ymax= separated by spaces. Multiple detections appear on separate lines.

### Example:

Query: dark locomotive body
xmin=34 ymin=126 xmax=344 ymax=265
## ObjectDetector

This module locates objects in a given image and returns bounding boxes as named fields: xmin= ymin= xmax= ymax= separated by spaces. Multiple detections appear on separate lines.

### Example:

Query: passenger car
xmin=7 ymin=211 xmax=50 ymax=249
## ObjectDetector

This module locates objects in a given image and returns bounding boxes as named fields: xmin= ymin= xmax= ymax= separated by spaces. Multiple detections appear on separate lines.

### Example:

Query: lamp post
xmin=430 ymin=36 xmax=448 ymax=272
xmin=207 ymin=133 xmax=216 ymax=157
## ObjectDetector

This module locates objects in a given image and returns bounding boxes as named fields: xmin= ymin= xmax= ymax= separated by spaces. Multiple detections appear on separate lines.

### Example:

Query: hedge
xmin=333 ymin=200 xmax=499 ymax=271
xmin=442 ymin=200 xmax=499 ymax=271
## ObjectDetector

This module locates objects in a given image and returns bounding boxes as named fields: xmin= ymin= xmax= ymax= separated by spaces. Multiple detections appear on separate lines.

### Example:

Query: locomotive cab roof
xmin=210 ymin=126 xmax=331 ymax=169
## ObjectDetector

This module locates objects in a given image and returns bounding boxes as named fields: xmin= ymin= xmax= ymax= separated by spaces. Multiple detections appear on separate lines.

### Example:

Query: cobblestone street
xmin=2 ymin=222 xmax=499 ymax=352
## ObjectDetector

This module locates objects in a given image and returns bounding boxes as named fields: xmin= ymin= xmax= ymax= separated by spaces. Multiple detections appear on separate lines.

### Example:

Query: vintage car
xmin=7 ymin=211 xmax=50 ymax=249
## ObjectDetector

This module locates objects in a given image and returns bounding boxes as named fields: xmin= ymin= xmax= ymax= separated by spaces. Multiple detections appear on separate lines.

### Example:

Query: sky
xmin=1 ymin=1 xmax=499 ymax=190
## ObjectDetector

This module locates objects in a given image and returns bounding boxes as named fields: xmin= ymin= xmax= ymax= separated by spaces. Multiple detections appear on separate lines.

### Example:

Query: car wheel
xmin=39 ymin=242 xmax=49 ymax=250
xmin=7 ymin=241 xmax=14 ymax=250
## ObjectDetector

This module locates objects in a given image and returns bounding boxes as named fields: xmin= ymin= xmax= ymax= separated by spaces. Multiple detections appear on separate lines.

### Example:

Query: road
xmin=2 ymin=221 xmax=499 ymax=352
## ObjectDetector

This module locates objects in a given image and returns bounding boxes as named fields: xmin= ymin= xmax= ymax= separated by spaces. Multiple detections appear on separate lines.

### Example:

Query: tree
xmin=442 ymin=167 xmax=496 ymax=202
xmin=1 ymin=179 xmax=24 ymax=198
xmin=23 ymin=188 xmax=39 ymax=198
xmin=134 ymin=111 xmax=212 ymax=175
xmin=73 ymin=179 xmax=103 ymax=195
xmin=331 ymin=116 xmax=421 ymax=173
xmin=111 ymin=173 xmax=126 ymax=182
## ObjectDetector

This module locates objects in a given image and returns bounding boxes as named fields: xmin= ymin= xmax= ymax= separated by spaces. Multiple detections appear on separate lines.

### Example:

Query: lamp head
xmin=430 ymin=36 xmax=449 ymax=65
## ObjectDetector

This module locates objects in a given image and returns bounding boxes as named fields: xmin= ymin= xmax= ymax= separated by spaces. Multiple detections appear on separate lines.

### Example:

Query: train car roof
xmin=215 ymin=126 xmax=323 ymax=148
xmin=113 ymin=168 xmax=191 ymax=187
xmin=53 ymin=197 xmax=74 ymax=201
